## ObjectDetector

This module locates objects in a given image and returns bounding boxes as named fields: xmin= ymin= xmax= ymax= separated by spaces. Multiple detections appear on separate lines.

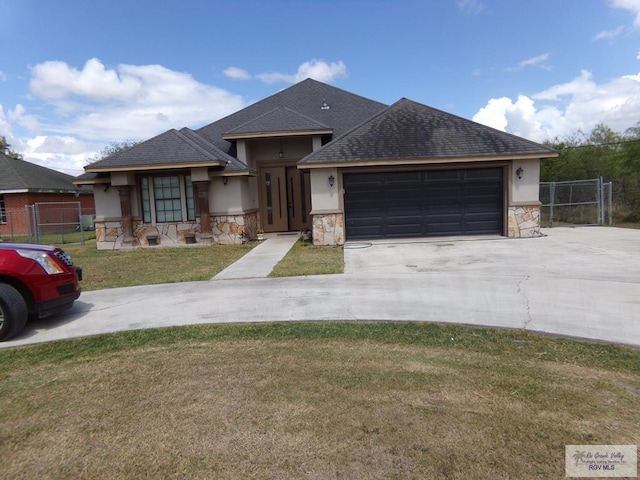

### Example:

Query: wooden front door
xmin=259 ymin=165 xmax=311 ymax=233
xmin=286 ymin=167 xmax=312 ymax=231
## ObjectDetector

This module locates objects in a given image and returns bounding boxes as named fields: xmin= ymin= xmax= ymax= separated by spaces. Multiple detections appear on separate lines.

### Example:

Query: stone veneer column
xmin=117 ymin=186 xmax=136 ymax=246
xmin=312 ymin=213 xmax=345 ymax=246
xmin=507 ymin=205 xmax=542 ymax=238
xmin=193 ymin=180 xmax=212 ymax=236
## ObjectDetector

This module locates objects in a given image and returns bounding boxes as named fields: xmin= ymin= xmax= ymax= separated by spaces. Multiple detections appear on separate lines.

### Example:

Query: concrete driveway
xmin=2 ymin=227 xmax=639 ymax=348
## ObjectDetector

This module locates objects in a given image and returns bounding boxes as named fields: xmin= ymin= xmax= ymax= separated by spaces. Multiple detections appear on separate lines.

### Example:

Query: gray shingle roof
xmin=197 ymin=78 xmax=388 ymax=155
xmin=223 ymin=107 xmax=332 ymax=138
xmin=81 ymin=79 xmax=386 ymax=172
xmin=85 ymin=128 xmax=245 ymax=172
xmin=0 ymin=153 xmax=81 ymax=192
xmin=300 ymin=98 xmax=558 ymax=165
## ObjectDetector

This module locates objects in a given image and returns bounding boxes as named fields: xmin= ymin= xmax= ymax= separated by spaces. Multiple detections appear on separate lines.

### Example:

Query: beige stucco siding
xmin=510 ymin=158 xmax=541 ymax=205
xmin=310 ymin=168 xmax=340 ymax=213
xmin=210 ymin=176 xmax=257 ymax=214
xmin=93 ymin=187 xmax=122 ymax=220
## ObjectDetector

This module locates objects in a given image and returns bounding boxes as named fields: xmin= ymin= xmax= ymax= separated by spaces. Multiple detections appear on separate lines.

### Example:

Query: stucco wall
xmin=309 ymin=168 xmax=340 ymax=212
xmin=510 ymin=158 xmax=541 ymax=205
xmin=209 ymin=176 xmax=257 ymax=214
xmin=93 ymin=187 xmax=122 ymax=220
xmin=250 ymin=137 xmax=313 ymax=162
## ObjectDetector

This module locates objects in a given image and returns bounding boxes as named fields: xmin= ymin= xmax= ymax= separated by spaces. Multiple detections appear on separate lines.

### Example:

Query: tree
xmin=88 ymin=139 xmax=139 ymax=164
xmin=0 ymin=135 xmax=24 ymax=160
xmin=542 ymin=123 xmax=640 ymax=222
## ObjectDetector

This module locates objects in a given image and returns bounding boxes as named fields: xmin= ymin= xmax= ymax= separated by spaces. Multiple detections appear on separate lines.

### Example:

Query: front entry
xmin=259 ymin=165 xmax=312 ymax=233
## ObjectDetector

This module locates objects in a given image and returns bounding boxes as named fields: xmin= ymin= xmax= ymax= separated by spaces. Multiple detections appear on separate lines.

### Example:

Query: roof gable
xmin=223 ymin=106 xmax=332 ymax=139
xmin=300 ymin=98 xmax=558 ymax=165
xmin=0 ymin=153 xmax=80 ymax=192
xmin=197 ymin=78 xmax=387 ymax=153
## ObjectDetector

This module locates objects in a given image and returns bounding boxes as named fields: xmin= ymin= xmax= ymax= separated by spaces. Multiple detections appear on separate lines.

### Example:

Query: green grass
xmin=61 ymin=241 xmax=256 ymax=290
xmin=270 ymin=239 xmax=344 ymax=276
xmin=1 ymin=230 xmax=96 ymax=245
xmin=1 ymin=323 xmax=638 ymax=479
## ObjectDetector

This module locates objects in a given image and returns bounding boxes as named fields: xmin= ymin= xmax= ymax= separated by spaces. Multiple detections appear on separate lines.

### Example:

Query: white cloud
xmin=594 ymin=26 xmax=625 ymax=40
xmin=507 ymin=53 xmax=552 ymax=72
xmin=30 ymin=58 xmax=142 ymax=101
xmin=0 ymin=105 xmax=13 ymax=138
xmin=23 ymin=136 xmax=102 ymax=176
xmin=224 ymin=66 xmax=252 ymax=80
xmin=1 ymin=58 xmax=247 ymax=175
xmin=473 ymin=69 xmax=640 ymax=142
xmin=457 ymin=0 xmax=485 ymax=15
xmin=257 ymin=60 xmax=347 ymax=84
xmin=609 ymin=0 xmax=640 ymax=26
xmin=0 ymin=71 xmax=6 ymax=82
xmin=8 ymin=104 xmax=40 ymax=132
xmin=5 ymin=57 xmax=349 ymax=176
xmin=27 ymin=58 xmax=245 ymax=141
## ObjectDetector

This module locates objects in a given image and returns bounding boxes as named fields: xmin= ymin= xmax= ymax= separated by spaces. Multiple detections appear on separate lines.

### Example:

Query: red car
xmin=0 ymin=243 xmax=82 ymax=341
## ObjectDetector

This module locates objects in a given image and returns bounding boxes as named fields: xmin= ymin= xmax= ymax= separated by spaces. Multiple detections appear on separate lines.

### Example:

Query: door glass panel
xmin=300 ymin=171 xmax=307 ymax=223
xmin=266 ymin=171 xmax=273 ymax=225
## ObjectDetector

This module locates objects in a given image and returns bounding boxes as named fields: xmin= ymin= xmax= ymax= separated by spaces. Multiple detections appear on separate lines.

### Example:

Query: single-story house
xmin=75 ymin=79 xmax=557 ymax=249
xmin=1 ymin=153 xmax=95 ymax=238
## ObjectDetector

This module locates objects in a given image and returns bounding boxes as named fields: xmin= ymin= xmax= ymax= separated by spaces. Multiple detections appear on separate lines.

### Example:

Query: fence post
xmin=596 ymin=177 xmax=602 ymax=225
xmin=608 ymin=181 xmax=613 ymax=225
xmin=78 ymin=202 xmax=85 ymax=244
xmin=25 ymin=205 xmax=32 ymax=243
xmin=549 ymin=182 xmax=555 ymax=227
xmin=600 ymin=177 xmax=606 ymax=225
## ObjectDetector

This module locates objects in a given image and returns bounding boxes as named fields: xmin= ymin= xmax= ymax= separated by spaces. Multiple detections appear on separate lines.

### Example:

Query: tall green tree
xmin=0 ymin=135 xmax=24 ymax=160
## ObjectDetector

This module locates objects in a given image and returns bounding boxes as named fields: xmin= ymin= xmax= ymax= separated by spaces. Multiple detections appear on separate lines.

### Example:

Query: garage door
xmin=344 ymin=167 xmax=504 ymax=240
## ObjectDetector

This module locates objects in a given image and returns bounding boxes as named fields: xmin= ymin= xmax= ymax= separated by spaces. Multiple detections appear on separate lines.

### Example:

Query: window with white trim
xmin=139 ymin=175 xmax=195 ymax=223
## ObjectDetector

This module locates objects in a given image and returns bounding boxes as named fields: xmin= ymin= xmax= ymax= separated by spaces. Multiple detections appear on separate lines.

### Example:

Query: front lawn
xmin=1 ymin=322 xmax=638 ymax=479
xmin=62 ymin=241 xmax=257 ymax=291
xmin=270 ymin=239 xmax=344 ymax=276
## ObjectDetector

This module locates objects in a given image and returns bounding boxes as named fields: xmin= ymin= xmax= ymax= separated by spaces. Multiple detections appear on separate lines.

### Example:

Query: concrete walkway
xmin=212 ymin=233 xmax=299 ymax=280
xmin=1 ymin=227 xmax=639 ymax=349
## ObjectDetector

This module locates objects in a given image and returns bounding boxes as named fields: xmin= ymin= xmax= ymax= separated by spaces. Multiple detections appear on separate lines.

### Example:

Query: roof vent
xmin=321 ymin=102 xmax=330 ymax=110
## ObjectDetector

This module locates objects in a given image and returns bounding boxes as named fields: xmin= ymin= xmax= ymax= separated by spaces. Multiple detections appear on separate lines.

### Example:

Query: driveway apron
xmin=2 ymin=227 xmax=639 ymax=349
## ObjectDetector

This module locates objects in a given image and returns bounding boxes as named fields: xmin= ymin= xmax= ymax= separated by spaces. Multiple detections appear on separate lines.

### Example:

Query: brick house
xmin=0 ymin=153 xmax=95 ymax=238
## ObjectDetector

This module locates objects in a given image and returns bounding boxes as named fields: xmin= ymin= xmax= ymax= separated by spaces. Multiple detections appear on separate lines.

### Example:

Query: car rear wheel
xmin=0 ymin=283 xmax=28 ymax=341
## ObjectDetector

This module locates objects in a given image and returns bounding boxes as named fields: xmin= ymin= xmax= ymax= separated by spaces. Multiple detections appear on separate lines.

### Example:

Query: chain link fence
xmin=540 ymin=177 xmax=613 ymax=227
xmin=1 ymin=202 xmax=95 ymax=244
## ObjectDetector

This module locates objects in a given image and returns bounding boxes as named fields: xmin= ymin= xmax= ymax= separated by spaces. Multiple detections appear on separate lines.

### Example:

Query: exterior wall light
xmin=328 ymin=175 xmax=335 ymax=188
xmin=516 ymin=167 xmax=524 ymax=179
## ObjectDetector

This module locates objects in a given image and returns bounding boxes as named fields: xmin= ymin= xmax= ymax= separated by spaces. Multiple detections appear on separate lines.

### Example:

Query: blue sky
xmin=1 ymin=0 xmax=639 ymax=176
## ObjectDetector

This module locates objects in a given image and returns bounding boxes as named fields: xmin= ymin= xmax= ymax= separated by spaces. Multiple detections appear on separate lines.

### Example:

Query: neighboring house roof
xmin=0 ymin=153 xmax=83 ymax=193
xmin=197 ymin=78 xmax=388 ymax=156
xmin=84 ymin=128 xmax=246 ymax=173
xmin=300 ymin=98 xmax=558 ymax=167
xmin=223 ymin=107 xmax=333 ymax=139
